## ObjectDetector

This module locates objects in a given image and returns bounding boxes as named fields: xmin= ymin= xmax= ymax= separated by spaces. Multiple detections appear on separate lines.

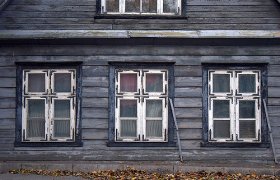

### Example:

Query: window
xmin=108 ymin=63 xmax=175 ymax=146
xmin=202 ymin=64 xmax=269 ymax=147
xmin=100 ymin=0 xmax=181 ymax=15
xmin=15 ymin=63 xmax=82 ymax=146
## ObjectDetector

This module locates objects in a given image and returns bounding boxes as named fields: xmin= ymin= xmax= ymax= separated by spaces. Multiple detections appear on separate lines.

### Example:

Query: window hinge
xmin=236 ymin=134 xmax=244 ymax=142
xmin=253 ymin=129 xmax=261 ymax=142
xmin=164 ymin=129 xmax=167 ymax=141
xmin=226 ymin=134 xmax=234 ymax=141
xmin=142 ymin=135 xmax=149 ymax=141
xmin=135 ymin=134 xmax=141 ymax=141
xmin=115 ymin=129 xmax=118 ymax=141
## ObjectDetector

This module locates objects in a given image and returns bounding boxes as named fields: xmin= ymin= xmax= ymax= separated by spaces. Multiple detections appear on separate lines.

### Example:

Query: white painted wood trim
xmin=0 ymin=30 xmax=280 ymax=39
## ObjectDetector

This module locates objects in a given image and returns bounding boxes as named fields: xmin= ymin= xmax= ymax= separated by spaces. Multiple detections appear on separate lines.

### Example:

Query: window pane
xmin=125 ymin=0 xmax=140 ymax=12
xmin=106 ymin=0 xmax=119 ymax=12
xmin=146 ymin=120 xmax=162 ymax=137
xmin=121 ymin=120 xmax=137 ymax=137
xmin=54 ymin=73 xmax=72 ymax=92
xmin=120 ymin=73 xmax=137 ymax=92
xmin=239 ymin=74 xmax=256 ymax=93
xmin=213 ymin=120 xmax=230 ymax=138
xmin=142 ymin=0 xmax=157 ymax=13
xmin=239 ymin=120 xmax=256 ymax=138
xmin=212 ymin=74 xmax=230 ymax=93
xmin=213 ymin=100 xmax=230 ymax=118
xmin=27 ymin=99 xmax=45 ymax=138
xmin=28 ymin=73 xmax=45 ymax=92
xmin=120 ymin=100 xmax=137 ymax=117
xmin=146 ymin=73 xmax=163 ymax=92
xmin=239 ymin=101 xmax=255 ymax=118
xmin=54 ymin=120 xmax=70 ymax=137
xmin=163 ymin=0 xmax=176 ymax=13
xmin=54 ymin=100 xmax=70 ymax=118
xmin=28 ymin=99 xmax=45 ymax=118
xmin=146 ymin=100 xmax=162 ymax=117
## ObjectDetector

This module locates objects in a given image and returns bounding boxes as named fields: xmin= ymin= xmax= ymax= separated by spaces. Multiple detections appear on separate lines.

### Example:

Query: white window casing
xmin=115 ymin=69 xmax=168 ymax=142
xmin=208 ymin=70 xmax=261 ymax=143
xmin=22 ymin=69 xmax=76 ymax=142
xmin=102 ymin=0 xmax=181 ymax=15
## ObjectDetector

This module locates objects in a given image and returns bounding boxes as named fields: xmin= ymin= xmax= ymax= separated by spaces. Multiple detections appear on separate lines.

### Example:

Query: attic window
xmin=101 ymin=0 xmax=181 ymax=15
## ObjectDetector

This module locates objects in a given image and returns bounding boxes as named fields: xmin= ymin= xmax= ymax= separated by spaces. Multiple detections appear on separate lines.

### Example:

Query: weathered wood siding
xmin=0 ymin=0 xmax=280 ymax=30
xmin=0 ymin=42 xmax=279 ymax=164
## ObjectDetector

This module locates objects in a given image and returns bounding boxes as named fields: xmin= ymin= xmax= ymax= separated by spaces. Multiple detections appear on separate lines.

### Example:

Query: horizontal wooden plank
xmin=6 ymin=5 xmax=96 ymax=12
xmin=0 ymin=119 xmax=15 ymax=129
xmin=0 ymin=88 xmax=15 ymax=98
xmin=174 ymin=98 xmax=202 ymax=108
xmin=187 ymin=12 xmax=280 ymax=18
xmin=83 ymin=77 xmax=109 ymax=87
xmin=187 ymin=0 xmax=276 ymax=6
xmin=175 ymin=77 xmax=202 ymax=87
xmin=82 ymin=108 xmax=108 ymax=119
xmin=82 ymin=128 xmax=107 ymax=140
xmin=268 ymin=87 xmax=280 ymax=98
xmin=10 ymin=0 xmax=96 ymax=5
xmin=82 ymin=98 xmax=108 ymax=108
xmin=82 ymin=66 xmax=108 ymax=77
xmin=175 ymin=108 xmax=202 ymax=118
xmin=0 ymin=67 xmax=16 ymax=77
xmin=0 ymin=17 xmax=95 ymax=24
xmin=0 ymin=98 xmax=15 ymax=108
xmin=0 ymin=109 xmax=15 ymax=119
xmin=2 ymin=45 xmax=280 ymax=56
xmin=175 ymin=87 xmax=202 ymax=97
xmin=174 ymin=66 xmax=201 ymax=77
xmin=0 ymin=78 xmax=15 ymax=87
xmin=82 ymin=87 xmax=108 ymax=98
xmin=177 ymin=118 xmax=202 ymax=129
xmin=0 ymin=129 xmax=15 ymax=138
xmin=82 ymin=118 xmax=108 ymax=129
xmin=268 ymin=98 xmax=280 ymax=106
xmin=268 ymin=106 xmax=280 ymax=117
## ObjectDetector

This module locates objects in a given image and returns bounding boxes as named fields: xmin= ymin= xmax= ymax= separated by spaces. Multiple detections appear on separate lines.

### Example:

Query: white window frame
xmin=208 ymin=70 xmax=261 ymax=143
xmin=115 ymin=69 xmax=168 ymax=142
xmin=22 ymin=69 xmax=76 ymax=142
xmin=101 ymin=0 xmax=181 ymax=15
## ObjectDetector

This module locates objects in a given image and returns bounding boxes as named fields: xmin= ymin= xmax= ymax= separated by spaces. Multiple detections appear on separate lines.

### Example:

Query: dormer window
xmin=101 ymin=0 xmax=181 ymax=15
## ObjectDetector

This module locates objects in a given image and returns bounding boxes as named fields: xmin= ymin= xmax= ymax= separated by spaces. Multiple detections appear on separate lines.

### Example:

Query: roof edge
xmin=0 ymin=30 xmax=280 ymax=40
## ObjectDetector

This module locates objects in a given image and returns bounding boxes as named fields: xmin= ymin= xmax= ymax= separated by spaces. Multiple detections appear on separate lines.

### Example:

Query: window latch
xmin=226 ymin=134 xmax=234 ymax=141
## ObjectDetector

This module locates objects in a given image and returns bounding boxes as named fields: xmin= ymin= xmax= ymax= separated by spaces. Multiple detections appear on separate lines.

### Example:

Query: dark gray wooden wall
xmin=0 ymin=43 xmax=279 ymax=164
xmin=0 ymin=0 xmax=280 ymax=30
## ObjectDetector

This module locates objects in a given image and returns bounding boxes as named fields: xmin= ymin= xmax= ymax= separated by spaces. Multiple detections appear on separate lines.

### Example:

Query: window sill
xmin=107 ymin=141 xmax=176 ymax=147
xmin=200 ymin=142 xmax=270 ymax=148
xmin=14 ymin=141 xmax=83 ymax=147
xmin=95 ymin=14 xmax=188 ymax=19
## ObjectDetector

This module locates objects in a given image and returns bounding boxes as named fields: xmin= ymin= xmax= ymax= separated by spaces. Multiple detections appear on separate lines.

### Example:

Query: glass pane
xmin=146 ymin=73 xmax=163 ymax=92
xmin=213 ymin=120 xmax=230 ymax=138
xmin=142 ymin=0 xmax=157 ymax=13
xmin=239 ymin=120 xmax=256 ymax=138
xmin=106 ymin=0 xmax=119 ymax=12
xmin=146 ymin=100 xmax=162 ymax=117
xmin=146 ymin=120 xmax=162 ymax=137
xmin=27 ymin=99 xmax=45 ymax=138
xmin=54 ymin=120 xmax=70 ymax=137
xmin=163 ymin=0 xmax=176 ymax=13
xmin=27 ymin=119 xmax=45 ymax=138
xmin=120 ymin=120 xmax=137 ymax=137
xmin=28 ymin=73 xmax=45 ymax=92
xmin=239 ymin=101 xmax=255 ymax=118
xmin=120 ymin=100 xmax=137 ymax=117
xmin=54 ymin=73 xmax=72 ymax=92
xmin=239 ymin=74 xmax=256 ymax=93
xmin=213 ymin=74 xmax=230 ymax=93
xmin=125 ymin=0 xmax=140 ymax=12
xmin=213 ymin=100 xmax=230 ymax=118
xmin=54 ymin=100 xmax=70 ymax=118
xmin=28 ymin=99 xmax=45 ymax=118
xmin=120 ymin=73 xmax=137 ymax=92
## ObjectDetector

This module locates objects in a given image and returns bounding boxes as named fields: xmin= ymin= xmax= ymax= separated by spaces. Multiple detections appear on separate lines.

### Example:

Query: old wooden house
xmin=0 ymin=0 xmax=280 ymax=173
